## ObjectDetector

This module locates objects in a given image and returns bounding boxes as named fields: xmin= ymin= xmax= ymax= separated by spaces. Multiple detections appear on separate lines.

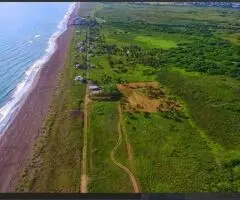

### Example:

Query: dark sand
xmin=0 ymin=3 xmax=79 ymax=192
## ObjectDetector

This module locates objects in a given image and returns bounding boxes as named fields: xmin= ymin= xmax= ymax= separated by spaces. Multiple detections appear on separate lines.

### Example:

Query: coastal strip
xmin=0 ymin=3 xmax=79 ymax=192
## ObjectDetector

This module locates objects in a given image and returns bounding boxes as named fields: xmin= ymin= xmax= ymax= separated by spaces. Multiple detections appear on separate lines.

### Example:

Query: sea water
xmin=0 ymin=2 xmax=75 ymax=134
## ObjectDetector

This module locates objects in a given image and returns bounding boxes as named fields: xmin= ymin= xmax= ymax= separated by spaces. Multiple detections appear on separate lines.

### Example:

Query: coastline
xmin=0 ymin=3 xmax=79 ymax=192
xmin=0 ymin=3 xmax=76 ymax=136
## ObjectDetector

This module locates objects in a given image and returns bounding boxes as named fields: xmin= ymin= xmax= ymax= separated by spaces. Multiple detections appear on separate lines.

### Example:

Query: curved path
xmin=110 ymin=104 xmax=140 ymax=193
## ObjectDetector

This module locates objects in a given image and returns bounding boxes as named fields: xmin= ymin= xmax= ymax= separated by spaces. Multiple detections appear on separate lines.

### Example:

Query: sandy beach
xmin=0 ymin=3 xmax=79 ymax=192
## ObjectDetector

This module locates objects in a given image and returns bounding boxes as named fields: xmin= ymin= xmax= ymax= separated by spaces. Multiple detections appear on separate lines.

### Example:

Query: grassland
xmin=219 ymin=33 xmax=240 ymax=45
xmin=87 ymin=101 xmax=133 ymax=192
xmin=124 ymin=111 xmax=230 ymax=192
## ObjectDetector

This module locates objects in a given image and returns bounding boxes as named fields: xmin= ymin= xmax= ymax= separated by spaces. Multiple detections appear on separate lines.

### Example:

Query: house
xmin=74 ymin=17 xmax=87 ymax=26
xmin=89 ymin=85 xmax=102 ymax=95
xmin=79 ymin=47 xmax=85 ymax=52
xmin=75 ymin=76 xmax=85 ymax=83
xmin=75 ymin=64 xmax=87 ymax=70
xmin=75 ymin=64 xmax=81 ymax=68
xmin=89 ymin=85 xmax=102 ymax=91
xmin=76 ymin=42 xmax=84 ymax=48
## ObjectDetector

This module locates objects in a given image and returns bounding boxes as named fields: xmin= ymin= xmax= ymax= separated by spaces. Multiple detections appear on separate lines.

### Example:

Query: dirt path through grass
xmin=80 ymin=85 xmax=89 ymax=193
xmin=118 ymin=105 xmax=138 ymax=176
xmin=110 ymin=104 xmax=140 ymax=193
xmin=80 ymin=26 xmax=90 ymax=192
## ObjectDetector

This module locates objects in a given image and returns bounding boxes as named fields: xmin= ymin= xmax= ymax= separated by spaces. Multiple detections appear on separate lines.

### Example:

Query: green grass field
xmin=87 ymin=101 xmax=133 ymax=192
xmin=100 ymin=23 xmax=187 ymax=50
xmin=124 ymin=111 xmax=231 ymax=192
xmin=158 ymin=68 xmax=240 ymax=150
xmin=134 ymin=35 xmax=177 ymax=49
xmin=157 ymin=68 xmax=240 ymax=191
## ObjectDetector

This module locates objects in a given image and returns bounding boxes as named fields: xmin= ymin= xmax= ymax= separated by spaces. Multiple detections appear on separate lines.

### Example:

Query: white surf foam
xmin=34 ymin=34 xmax=40 ymax=38
xmin=0 ymin=2 xmax=76 ymax=134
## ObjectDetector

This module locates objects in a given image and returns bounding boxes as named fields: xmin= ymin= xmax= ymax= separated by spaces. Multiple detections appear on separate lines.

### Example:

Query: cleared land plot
xmin=117 ymin=82 xmax=181 ymax=113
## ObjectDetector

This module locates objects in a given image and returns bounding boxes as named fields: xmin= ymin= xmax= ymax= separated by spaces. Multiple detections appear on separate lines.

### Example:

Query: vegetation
xmin=88 ymin=3 xmax=240 ymax=192
xmin=17 ymin=2 xmax=240 ymax=192
xmin=95 ymin=3 xmax=240 ymax=78
xmin=88 ymin=101 xmax=132 ymax=192
xmin=124 ymin=111 xmax=231 ymax=192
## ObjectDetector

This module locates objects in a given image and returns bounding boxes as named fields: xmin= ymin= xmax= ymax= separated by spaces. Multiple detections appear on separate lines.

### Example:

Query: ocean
xmin=0 ymin=2 xmax=75 ymax=134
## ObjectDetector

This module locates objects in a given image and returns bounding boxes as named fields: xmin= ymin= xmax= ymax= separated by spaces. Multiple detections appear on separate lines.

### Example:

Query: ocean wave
xmin=0 ymin=2 xmax=76 ymax=134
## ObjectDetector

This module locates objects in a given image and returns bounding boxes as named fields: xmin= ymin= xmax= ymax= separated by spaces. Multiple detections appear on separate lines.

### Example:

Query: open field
xmin=124 ymin=111 xmax=230 ymax=192
xmin=87 ymin=101 xmax=134 ymax=192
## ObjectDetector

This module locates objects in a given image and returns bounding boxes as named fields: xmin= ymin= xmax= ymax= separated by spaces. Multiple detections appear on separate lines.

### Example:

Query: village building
xmin=74 ymin=17 xmax=87 ymax=26
xmin=75 ymin=64 xmax=81 ymax=68
xmin=74 ymin=75 xmax=86 ymax=83
xmin=79 ymin=46 xmax=85 ymax=52
xmin=89 ymin=84 xmax=102 ymax=94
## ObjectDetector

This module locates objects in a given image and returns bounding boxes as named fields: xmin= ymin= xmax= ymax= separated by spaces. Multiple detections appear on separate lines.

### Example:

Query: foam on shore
xmin=0 ymin=2 xmax=76 ymax=135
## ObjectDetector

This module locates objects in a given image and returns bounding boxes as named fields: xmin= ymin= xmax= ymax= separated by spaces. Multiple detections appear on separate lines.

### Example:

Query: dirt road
xmin=110 ymin=104 xmax=140 ymax=193
xmin=118 ymin=105 xmax=138 ymax=175
xmin=80 ymin=25 xmax=90 ymax=193
xmin=80 ymin=85 xmax=89 ymax=193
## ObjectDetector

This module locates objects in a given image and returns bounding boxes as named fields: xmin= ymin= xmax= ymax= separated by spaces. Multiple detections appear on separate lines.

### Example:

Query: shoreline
xmin=0 ymin=3 xmax=76 ymax=135
xmin=0 ymin=3 xmax=79 ymax=192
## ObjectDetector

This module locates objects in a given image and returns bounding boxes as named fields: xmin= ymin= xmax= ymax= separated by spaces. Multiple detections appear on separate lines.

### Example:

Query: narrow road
xmin=110 ymin=104 xmax=140 ymax=193
xmin=80 ymin=25 xmax=90 ymax=193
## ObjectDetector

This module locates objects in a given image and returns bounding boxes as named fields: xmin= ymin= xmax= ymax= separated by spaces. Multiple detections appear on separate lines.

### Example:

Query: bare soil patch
xmin=117 ymin=82 xmax=181 ymax=113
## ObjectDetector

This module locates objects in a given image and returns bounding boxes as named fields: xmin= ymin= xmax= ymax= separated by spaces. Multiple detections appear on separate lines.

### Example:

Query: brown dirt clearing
xmin=117 ymin=82 xmax=181 ymax=113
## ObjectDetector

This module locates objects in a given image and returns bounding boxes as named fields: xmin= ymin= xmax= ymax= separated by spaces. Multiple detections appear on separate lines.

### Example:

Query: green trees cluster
xmin=92 ymin=10 xmax=240 ymax=80
xmin=100 ymin=20 xmax=240 ymax=79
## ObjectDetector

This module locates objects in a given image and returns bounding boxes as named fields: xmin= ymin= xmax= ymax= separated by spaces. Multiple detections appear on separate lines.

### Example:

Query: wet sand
xmin=0 ymin=3 xmax=79 ymax=192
